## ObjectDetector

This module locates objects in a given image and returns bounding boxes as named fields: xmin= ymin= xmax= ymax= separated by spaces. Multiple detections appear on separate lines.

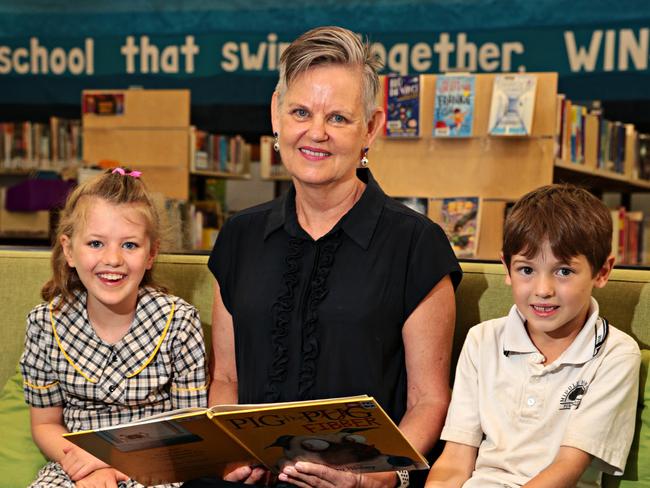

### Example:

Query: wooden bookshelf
xmin=82 ymin=89 xmax=191 ymax=200
xmin=372 ymin=72 xmax=650 ymax=261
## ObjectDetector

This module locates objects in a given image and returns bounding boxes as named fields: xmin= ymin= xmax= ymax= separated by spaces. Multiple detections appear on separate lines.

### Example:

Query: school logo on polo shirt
xmin=559 ymin=380 xmax=589 ymax=410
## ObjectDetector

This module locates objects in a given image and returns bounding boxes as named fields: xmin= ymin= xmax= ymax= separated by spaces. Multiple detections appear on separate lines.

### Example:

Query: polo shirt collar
xmin=502 ymin=297 xmax=608 ymax=364
xmin=503 ymin=305 xmax=538 ymax=355
xmin=263 ymin=168 xmax=385 ymax=249
xmin=558 ymin=297 xmax=608 ymax=364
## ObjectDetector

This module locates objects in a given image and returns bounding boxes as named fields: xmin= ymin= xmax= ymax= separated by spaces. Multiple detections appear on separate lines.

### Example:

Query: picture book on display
xmin=384 ymin=75 xmax=421 ymax=137
xmin=488 ymin=74 xmax=537 ymax=136
xmin=432 ymin=75 xmax=475 ymax=137
xmin=64 ymin=395 xmax=428 ymax=486
xmin=433 ymin=197 xmax=481 ymax=258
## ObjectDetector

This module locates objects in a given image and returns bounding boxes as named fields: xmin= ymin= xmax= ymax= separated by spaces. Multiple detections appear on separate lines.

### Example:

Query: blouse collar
xmin=50 ymin=287 xmax=175 ymax=382
xmin=264 ymin=168 xmax=386 ymax=249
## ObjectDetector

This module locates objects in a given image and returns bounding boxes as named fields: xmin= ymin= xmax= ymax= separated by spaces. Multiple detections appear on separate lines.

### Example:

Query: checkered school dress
xmin=20 ymin=287 xmax=208 ymax=488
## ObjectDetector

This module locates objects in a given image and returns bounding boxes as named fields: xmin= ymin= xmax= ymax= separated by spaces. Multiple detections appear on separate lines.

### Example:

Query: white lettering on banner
xmin=0 ymin=37 xmax=94 ymax=75
xmin=564 ymin=28 xmax=648 ymax=72
xmin=120 ymin=35 xmax=199 ymax=74
xmin=221 ymin=32 xmax=526 ymax=75
xmin=220 ymin=34 xmax=290 ymax=73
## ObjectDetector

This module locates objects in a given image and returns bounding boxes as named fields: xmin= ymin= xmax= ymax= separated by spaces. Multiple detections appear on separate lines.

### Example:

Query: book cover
xmin=488 ymin=74 xmax=537 ymax=136
xmin=432 ymin=75 xmax=475 ymax=137
xmin=384 ymin=75 xmax=420 ymax=137
xmin=65 ymin=395 xmax=427 ymax=486
xmin=437 ymin=197 xmax=481 ymax=258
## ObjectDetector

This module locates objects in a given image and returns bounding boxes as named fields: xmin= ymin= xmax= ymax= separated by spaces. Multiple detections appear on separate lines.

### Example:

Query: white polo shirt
xmin=441 ymin=297 xmax=641 ymax=488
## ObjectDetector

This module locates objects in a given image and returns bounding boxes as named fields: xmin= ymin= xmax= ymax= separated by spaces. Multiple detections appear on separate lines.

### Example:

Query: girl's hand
xmin=74 ymin=467 xmax=129 ymax=488
xmin=278 ymin=462 xmax=397 ymax=488
xmin=60 ymin=444 xmax=111 ymax=481
xmin=223 ymin=464 xmax=270 ymax=484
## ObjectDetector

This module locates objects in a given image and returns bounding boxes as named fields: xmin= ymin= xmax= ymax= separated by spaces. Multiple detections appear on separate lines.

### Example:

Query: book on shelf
xmin=610 ymin=207 xmax=650 ymax=265
xmin=384 ymin=75 xmax=421 ymax=137
xmin=190 ymin=128 xmax=249 ymax=175
xmin=432 ymin=74 xmax=475 ymax=137
xmin=64 ymin=395 xmax=428 ymax=486
xmin=431 ymin=197 xmax=481 ymax=258
xmin=638 ymin=134 xmax=650 ymax=180
xmin=0 ymin=118 xmax=81 ymax=171
xmin=488 ymin=74 xmax=537 ymax=136
xmin=260 ymin=135 xmax=290 ymax=179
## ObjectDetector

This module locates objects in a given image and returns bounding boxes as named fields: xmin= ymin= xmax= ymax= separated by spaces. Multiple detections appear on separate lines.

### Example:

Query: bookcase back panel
xmin=140 ymin=166 xmax=189 ymax=200
xmin=82 ymin=89 xmax=190 ymax=129
xmin=83 ymin=129 xmax=190 ymax=168
xmin=372 ymin=137 xmax=554 ymax=200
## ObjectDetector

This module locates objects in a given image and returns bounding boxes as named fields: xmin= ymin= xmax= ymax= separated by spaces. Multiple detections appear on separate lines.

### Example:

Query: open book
xmin=64 ymin=395 xmax=428 ymax=485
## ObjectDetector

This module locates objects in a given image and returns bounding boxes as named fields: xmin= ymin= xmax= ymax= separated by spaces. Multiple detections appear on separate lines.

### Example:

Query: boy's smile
xmin=504 ymin=241 xmax=613 ymax=356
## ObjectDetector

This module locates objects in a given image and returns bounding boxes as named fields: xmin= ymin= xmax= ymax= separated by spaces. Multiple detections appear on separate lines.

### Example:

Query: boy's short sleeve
xmin=440 ymin=328 xmax=484 ymax=448
xmin=561 ymin=345 xmax=641 ymax=475
xmin=19 ymin=307 xmax=64 ymax=407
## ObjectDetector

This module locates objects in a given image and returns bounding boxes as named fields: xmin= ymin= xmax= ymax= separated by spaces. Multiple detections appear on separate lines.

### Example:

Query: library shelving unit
xmin=82 ymin=89 xmax=192 ymax=200
xmin=260 ymin=135 xmax=291 ymax=181
xmin=372 ymin=72 xmax=650 ymax=260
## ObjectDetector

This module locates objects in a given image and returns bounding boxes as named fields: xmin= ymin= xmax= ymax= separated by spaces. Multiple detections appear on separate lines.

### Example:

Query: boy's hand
xmin=74 ymin=467 xmax=129 ymax=488
xmin=60 ymin=444 xmax=111 ymax=481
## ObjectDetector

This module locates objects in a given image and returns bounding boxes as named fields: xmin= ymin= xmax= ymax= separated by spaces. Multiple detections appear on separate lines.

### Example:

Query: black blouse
xmin=208 ymin=169 xmax=461 ymax=422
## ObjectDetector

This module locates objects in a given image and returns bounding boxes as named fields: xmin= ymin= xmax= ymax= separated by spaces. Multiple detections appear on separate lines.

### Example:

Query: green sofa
xmin=0 ymin=250 xmax=648 ymax=487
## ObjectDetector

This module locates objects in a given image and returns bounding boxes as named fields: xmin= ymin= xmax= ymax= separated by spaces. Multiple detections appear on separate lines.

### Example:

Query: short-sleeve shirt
xmin=208 ymin=168 xmax=461 ymax=422
xmin=20 ymin=287 xmax=208 ymax=432
xmin=441 ymin=298 xmax=641 ymax=487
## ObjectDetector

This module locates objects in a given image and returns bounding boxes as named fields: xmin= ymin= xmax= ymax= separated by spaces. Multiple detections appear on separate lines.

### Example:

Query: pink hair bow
xmin=112 ymin=167 xmax=142 ymax=178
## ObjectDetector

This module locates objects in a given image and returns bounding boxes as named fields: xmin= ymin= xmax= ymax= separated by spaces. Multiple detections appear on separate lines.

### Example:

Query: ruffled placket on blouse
xmin=264 ymin=232 xmax=342 ymax=402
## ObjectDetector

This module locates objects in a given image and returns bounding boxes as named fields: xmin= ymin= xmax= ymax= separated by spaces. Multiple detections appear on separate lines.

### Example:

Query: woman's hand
xmin=74 ymin=467 xmax=129 ymax=488
xmin=223 ymin=464 xmax=270 ymax=484
xmin=278 ymin=462 xmax=396 ymax=488
xmin=60 ymin=444 xmax=111 ymax=481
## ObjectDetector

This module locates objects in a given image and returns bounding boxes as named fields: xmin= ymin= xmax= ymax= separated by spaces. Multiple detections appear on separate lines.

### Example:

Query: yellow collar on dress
xmin=49 ymin=299 xmax=175 ymax=383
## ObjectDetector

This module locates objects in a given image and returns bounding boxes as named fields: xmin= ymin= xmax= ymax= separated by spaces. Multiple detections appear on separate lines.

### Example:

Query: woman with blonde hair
xmin=199 ymin=26 xmax=461 ymax=488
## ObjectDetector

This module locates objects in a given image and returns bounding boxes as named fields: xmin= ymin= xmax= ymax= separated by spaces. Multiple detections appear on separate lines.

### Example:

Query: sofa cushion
xmin=604 ymin=348 xmax=650 ymax=487
xmin=0 ymin=367 xmax=46 ymax=488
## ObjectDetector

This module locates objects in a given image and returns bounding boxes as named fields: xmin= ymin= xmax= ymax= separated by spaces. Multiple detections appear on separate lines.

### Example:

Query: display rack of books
xmin=189 ymin=128 xmax=251 ymax=179
xmin=260 ymin=135 xmax=291 ymax=180
xmin=553 ymin=96 xmax=650 ymax=191
xmin=373 ymin=72 xmax=650 ymax=261
xmin=1 ymin=118 xmax=82 ymax=172
xmin=82 ymin=89 xmax=191 ymax=200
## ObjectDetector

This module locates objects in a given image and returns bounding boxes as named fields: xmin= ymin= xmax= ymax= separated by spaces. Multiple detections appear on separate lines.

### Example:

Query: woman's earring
xmin=273 ymin=132 xmax=280 ymax=152
xmin=360 ymin=147 xmax=369 ymax=167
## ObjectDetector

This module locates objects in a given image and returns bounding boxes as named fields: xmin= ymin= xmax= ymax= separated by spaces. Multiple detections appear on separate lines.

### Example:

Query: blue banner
xmin=0 ymin=1 xmax=649 ymax=104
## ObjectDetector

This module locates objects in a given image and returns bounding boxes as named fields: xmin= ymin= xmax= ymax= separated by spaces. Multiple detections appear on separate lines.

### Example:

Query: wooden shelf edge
xmin=553 ymin=160 xmax=650 ymax=191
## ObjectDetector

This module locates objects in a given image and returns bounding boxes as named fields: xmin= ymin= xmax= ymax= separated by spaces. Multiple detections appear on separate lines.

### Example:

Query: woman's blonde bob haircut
xmin=275 ymin=26 xmax=383 ymax=122
xmin=42 ymin=169 xmax=166 ymax=307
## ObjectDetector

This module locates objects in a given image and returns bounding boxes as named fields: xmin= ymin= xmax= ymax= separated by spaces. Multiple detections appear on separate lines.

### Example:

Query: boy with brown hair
xmin=426 ymin=184 xmax=640 ymax=488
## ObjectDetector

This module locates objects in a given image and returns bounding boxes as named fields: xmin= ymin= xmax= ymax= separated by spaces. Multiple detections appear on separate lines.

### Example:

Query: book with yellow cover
xmin=64 ymin=395 xmax=428 ymax=486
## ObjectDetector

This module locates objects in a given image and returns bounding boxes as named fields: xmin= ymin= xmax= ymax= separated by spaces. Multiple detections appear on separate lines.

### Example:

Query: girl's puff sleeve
xmin=19 ymin=305 xmax=63 ymax=407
